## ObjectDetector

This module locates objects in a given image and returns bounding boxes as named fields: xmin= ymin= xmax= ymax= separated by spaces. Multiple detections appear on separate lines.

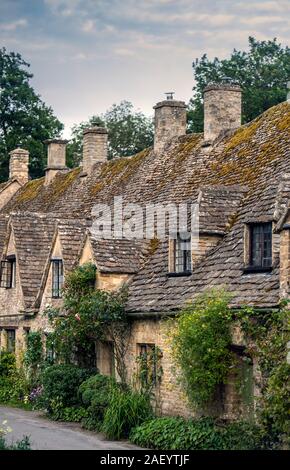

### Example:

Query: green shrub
xmin=130 ymin=417 xmax=265 ymax=450
xmin=0 ymin=352 xmax=16 ymax=376
xmin=78 ymin=374 xmax=118 ymax=430
xmin=0 ymin=367 xmax=30 ymax=405
xmin=0 ymin=436 xmax=31 ymax=450
xmin=40 ymin=364 xmax=95 ymax=413
xmin=103 ymin=388 xmax=152 ymax=440
xmin=48 ymin=399 xmax=88 ymax=422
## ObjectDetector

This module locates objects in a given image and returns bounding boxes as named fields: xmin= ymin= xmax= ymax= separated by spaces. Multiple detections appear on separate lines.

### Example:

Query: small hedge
xmin=78 ymin=374 xmax=119 ymax=430
xmin=130 ymin=417 xmax=265 ymax=450
xmin=40 ymin=364 xmax=95 ymax=413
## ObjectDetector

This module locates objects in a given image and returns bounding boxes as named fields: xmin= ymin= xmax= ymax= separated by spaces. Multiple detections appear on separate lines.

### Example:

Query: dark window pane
xmin=174 ymin=235 xmax=191 ymax=273
xmin=250 ymin=223 xmax=272 ymax=268
xmin=0 ymin=259 xmax=16 ymax=289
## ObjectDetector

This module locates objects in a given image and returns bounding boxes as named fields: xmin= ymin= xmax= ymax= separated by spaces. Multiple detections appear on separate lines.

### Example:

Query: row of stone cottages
xmin=0 ymin=81 xmax=290 ymax=418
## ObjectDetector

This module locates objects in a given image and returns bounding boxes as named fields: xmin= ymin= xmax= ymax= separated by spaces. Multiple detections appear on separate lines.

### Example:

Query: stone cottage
xmin=0 ymin=81 xmax=290 ymax=418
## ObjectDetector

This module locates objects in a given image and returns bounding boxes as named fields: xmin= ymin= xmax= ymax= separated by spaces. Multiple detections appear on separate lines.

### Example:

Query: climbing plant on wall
xmin=169 ymin=289 xmax=235 ymax=407
xmin=43 ymin=263 xmax=130 ymax=383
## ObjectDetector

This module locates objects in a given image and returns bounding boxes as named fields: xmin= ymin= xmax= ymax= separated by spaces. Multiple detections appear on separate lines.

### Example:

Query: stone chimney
xmin=153 ymin=94 xmax=187 ymax=154
xmin=9 ymin=148 xmax=29 ymax=185
xmin=203 ymin=81 xmax=242 ymax=143
xmin=82 ymin=127 xmax=108 ymax=174
xmin=44 ymin=139 xmax=68 ymax=185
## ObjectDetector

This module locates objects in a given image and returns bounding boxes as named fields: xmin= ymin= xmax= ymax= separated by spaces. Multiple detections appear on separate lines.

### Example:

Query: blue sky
xmin=1 ymin=0 xmax=290 ymax=136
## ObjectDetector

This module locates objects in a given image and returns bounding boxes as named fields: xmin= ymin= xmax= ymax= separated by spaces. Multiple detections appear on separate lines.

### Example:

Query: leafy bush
xmin=40 ymin=364 xmax=95 ymax=413
xmin=48 ymin=398 xmax=88 ymax=422
xmin=169 ymin=290 xmax=234 ymax=407
xmin=78 ymin=374 xmax=118 ymax=430
xmin=0 ymin=352 xmax=16 ymax=376
xmin=102 ymin=388 xmax=152 ymax=440
xmin=0 ymin=435 xmax=31 ymax=450
xmin=0 ymin=367 xmax=30 ymax=405
xmin=130 ymin=417 xmax=265 ymax=450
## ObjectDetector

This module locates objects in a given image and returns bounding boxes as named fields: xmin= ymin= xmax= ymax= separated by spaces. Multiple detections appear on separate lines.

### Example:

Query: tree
xmin=188 ymin=37 xmax=290 ymax=132
xmin=0 ymin=48 xmax=63 ymax=182
xmin=67 ymin=100 xmax=153 ymax=167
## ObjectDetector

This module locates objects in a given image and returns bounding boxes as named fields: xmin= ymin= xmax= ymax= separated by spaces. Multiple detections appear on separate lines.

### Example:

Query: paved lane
xmin=0 ymin=406 xmax=140 ymax=450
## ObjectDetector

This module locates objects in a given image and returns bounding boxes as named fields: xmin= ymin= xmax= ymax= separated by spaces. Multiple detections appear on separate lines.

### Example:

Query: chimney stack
xmin=9 ymin=148 xmax=29 ymax=185
xmin=82 ymin=127 xmax=108 ymax=174
xmin=153 ymin=94 xmax=187 ymax=154
xmin=203 ymin=81 xmax=242 ymax=143
xmin=44 ymin=139 xmax=68 ymax=185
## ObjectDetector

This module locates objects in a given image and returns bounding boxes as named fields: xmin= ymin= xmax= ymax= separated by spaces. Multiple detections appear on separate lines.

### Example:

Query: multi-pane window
xmin=173 ymin=234 xmax=192 ymax=274
xmin=0 ymin=256 xmax=16 ymax=288
xmin=51 ymin=259 xmax=64 ymax=298
xmin=6 ymin=329 xmax=16 ymax=353
xmin=250 ymin=223 xmax=272 ymax=269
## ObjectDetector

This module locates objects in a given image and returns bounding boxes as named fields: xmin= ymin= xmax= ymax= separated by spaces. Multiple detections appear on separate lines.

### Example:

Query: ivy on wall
xmin=43 ymin=263 xmax=130 ymax=383
xmin=169 ymin=290 xmax=234 ymax=407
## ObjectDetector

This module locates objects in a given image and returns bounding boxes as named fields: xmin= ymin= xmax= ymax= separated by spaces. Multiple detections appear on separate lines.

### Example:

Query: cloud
xmin=0 ymin=18 xmax=27 ymax=31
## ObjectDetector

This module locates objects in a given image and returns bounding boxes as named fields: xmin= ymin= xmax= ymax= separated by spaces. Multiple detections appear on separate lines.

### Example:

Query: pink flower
xmin=75 ymin=314 xmax=81 ymax=321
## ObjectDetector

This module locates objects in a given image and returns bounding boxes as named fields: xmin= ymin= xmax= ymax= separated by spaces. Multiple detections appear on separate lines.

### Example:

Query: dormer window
xmin=168 ymin=234 xmax=192 ymax=276
xmin=0 ymin=256 xmax=16 ymax=289
xmin=51 ymin=259 xmax=64 ymax=298
xmin=244 ymin=223 xmax=272 ymax=273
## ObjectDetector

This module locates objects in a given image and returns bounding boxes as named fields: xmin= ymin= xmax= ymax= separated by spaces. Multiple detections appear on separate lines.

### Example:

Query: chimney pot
xmin=9 ymin=148 xmax=29 ymax=185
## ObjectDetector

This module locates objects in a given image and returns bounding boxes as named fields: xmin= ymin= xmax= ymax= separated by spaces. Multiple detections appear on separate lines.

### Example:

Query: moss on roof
xmin=15 ymin=177 xmax=44 ymax=203
xmin=91 ymin=147 xmax=151 ymax=195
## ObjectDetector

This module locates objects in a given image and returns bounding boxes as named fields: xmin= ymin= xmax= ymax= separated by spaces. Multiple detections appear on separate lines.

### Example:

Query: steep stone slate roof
xmin=10 ymin=214 xmax=56 ymax=309
xmin=90 ymin=236 xmax=147 ymax=274
xmin=1 ymin=101 xmax=290 ymax=313
xmin=57 ymin=219 xmax=88 ymax=273
xmin=198 ymin=185 xmax=248 ymax=234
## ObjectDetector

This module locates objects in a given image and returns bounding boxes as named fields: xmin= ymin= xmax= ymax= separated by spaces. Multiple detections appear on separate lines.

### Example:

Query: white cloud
xmin=82 ymin=19 xmax=95 ymax=33
xmin=0 ymin=18 xmax=27 ymax=31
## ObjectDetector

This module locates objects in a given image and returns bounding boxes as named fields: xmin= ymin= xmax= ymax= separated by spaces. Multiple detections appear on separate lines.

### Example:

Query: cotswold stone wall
xmin=125 ymin=317 xmax=194 ymax=418
xmin=122 ymin=317 xmax=259 ymax=420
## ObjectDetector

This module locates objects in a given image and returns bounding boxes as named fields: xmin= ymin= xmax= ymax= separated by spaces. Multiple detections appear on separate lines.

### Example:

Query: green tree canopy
xmin=188 ymin=37 xmax=290 ymax=133
xmin=0 ymin=48 xmax=63 ymax=182
xmin=67 ymin=100 xmax=153 ymax=167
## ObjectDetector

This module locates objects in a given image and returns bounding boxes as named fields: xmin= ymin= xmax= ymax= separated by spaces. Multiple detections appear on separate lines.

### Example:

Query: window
xmin=250 ymin=223 xmax=272 ymax=269
xmin=138 ymin=344 xmax=158 ymax=387
xmin=0 ymin=256 xmax=16 ymax=289
xmin=51 ymin=259 xmax=64 ymax=298
xmin=6 ymin=329 xmax=15 ymax=353
xmin=173 ymin=234 xmax=192 ymax=274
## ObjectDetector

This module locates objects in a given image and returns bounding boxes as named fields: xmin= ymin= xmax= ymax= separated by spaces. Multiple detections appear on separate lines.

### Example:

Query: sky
xmin=1 ymin=0 xmax=290 ymax=137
